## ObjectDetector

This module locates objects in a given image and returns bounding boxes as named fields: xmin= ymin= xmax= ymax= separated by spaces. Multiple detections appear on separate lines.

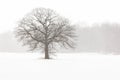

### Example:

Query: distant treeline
xmin=76 ymin=23 xmax=120 ymax=54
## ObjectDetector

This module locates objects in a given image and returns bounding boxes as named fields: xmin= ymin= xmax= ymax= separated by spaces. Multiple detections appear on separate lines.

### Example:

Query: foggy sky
xmin=0 ymin=0 xmax=120 ymax=33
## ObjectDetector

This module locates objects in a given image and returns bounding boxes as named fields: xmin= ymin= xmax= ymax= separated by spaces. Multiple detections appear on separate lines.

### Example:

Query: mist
xmin=1 ymin=23 xmax=120 ymax=54
xmin=0 ymin=31 xmax=27 ymax=53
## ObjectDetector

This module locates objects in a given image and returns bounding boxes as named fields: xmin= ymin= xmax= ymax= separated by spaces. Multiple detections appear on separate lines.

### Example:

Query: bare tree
xmin=15 ymin=8 xmax=76 ymax=59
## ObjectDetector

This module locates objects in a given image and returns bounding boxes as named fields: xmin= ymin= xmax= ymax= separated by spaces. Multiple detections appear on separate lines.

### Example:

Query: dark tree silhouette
xmin=15 ymin=8 xmax=76 ymax=59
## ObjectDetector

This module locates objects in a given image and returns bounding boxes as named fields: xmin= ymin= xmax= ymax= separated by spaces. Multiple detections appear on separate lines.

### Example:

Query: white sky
xmin=0 ymin=0 xmax=120 ymax=33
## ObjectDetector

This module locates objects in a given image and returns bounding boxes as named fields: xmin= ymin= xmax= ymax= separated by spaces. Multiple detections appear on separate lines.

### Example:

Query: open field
xmin=0 ymin=53 xmax=119 ymax=80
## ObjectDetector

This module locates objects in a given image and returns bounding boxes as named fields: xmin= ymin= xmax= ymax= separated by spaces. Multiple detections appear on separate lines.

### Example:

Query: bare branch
xmin=15 ymin=8 xmax=76 ymax=59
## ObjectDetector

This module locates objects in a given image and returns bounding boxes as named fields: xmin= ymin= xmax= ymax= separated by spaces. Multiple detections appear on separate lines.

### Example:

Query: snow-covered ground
xmin=0 ymin=52 xmax=120 ymax=80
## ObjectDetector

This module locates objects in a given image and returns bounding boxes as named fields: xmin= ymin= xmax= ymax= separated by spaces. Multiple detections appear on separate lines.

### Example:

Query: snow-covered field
xmin=0 ymin=52 xmax=120 ymax=80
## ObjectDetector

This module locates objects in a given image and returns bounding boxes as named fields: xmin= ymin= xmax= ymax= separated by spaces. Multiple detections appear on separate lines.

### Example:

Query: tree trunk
xmin=44 ymin=43 xmax=49 ymax=59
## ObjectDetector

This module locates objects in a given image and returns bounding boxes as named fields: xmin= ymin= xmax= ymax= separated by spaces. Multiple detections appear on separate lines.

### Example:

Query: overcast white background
xmin=0 ymin=0 xmax=120 ymax=80
xmin=0 ymin=0 xmax=120 ymax=33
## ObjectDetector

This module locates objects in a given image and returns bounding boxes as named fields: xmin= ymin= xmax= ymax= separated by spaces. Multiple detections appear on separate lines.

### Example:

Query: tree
xmin=15 ymin=8 xmax=76 ymax=59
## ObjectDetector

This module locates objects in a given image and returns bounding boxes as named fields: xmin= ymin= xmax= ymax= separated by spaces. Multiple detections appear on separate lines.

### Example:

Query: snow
xmin=0 ymin=53 xmax=120 ymax=80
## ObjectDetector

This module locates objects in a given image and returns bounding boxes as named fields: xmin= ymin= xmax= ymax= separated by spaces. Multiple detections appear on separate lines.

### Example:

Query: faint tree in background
xmin=15 ymin=8 xmax=76 ymax=59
